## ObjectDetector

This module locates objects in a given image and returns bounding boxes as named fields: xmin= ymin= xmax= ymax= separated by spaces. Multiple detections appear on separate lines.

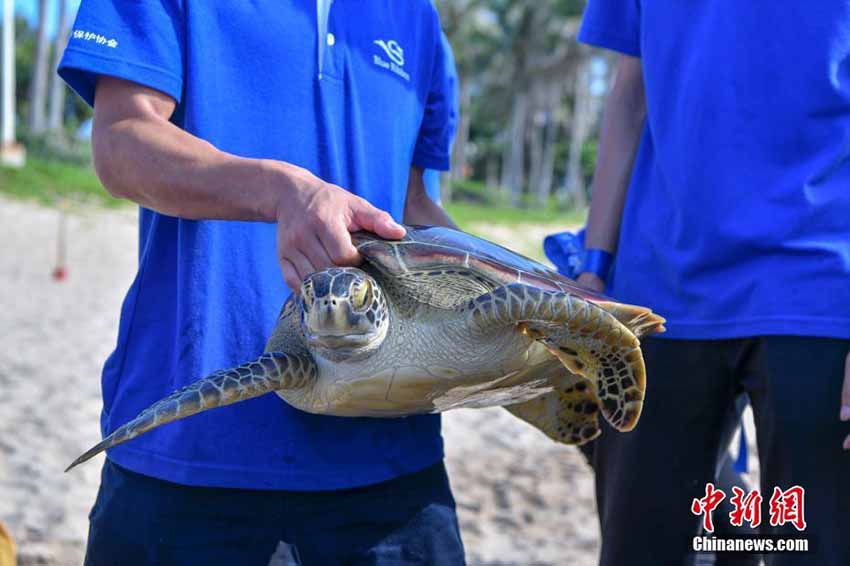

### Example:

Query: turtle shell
xmin=352 ymin=225 xmax=609 ymax=310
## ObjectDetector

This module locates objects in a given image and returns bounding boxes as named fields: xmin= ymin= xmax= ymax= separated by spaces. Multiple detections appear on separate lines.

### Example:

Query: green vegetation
xmin=0 ymin=156 xmax=121 ymax=207
xmin=0 ymin=157 xmax=584 ymax=231
xmin=445 ymin=178 xmax=585 ymax=226
xmin=445 ymin=201 xmax=584 ymax=226
xmin=434 ymin=1 xmax=601 ymax=208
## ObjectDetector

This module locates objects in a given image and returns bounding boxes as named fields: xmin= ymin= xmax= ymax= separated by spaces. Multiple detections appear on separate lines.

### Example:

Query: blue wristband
xmin=581 ymin=248 xmax=614 ymax=281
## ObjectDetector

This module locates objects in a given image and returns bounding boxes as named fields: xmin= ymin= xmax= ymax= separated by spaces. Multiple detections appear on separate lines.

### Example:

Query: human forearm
xmin=93 ymin=114 xmax=290 ymax=222
xmin=91 ymin=77 xmax=313 ymax=223
xmin=93 ymin=76 xmax=405 ymax=291
xmin=584 ymin=55 xmax=646 ymax=253
xmin=403 ymin=167 xmax=459 ymax=229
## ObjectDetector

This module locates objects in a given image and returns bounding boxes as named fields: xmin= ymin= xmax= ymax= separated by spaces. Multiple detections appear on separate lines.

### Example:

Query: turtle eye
xmin=350 ymin=280 xmax=373 ymax=311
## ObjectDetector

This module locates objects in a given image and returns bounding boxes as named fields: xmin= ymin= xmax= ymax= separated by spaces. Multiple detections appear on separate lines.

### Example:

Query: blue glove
xmin=543 ymin=229 xmax=587 ymax=280
xmin=544 ymin=228 xmax=616 ymax=284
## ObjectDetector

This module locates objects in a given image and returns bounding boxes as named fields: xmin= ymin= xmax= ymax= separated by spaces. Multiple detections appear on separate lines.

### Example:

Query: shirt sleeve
xmin=578 ymin=0 xmax=642 ymax=57
xmin=58 ymin=0 xmax=185 ymax=108
xmin=412 ymin=22 xmax=456 ymax=171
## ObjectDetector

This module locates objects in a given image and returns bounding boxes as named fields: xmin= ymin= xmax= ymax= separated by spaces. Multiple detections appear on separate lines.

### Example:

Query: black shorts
xmin=84 ymin=460 xmax=465 ymax=566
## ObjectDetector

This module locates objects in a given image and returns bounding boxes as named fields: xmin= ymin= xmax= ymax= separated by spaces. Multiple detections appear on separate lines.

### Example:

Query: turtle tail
xmin=66 ymin=352 xmax=316 ymax=472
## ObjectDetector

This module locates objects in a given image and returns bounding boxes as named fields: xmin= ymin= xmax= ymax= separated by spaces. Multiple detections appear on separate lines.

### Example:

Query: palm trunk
xmin=450 ymin=80 xmax=472 ymax=183
xmin=28 ymin=0 xmax=51 ymax=135
xmin=1 ymin=0 xmax=15 ymax=147
xmin=47 ymin=0 xmax=70 ymax=133
xmin=538 ymin=111 xmax=559 ymax=206
xmin=528 ymin=110 xmax=544 ymax=206
xmin=563 ymin=57 xmax=591 ymax=208
xmin=506 ymin=90 xmax=528 ymax=206
xmin=499 ymin=133 xmax=511 ymax=193
xmin=485 ymin=154 xmax=499 ymax=192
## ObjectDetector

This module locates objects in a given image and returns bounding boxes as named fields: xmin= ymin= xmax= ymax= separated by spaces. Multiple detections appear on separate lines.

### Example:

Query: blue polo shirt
xmin=580 ymin=0 xmax=850 ymax=340
xmin=59 ymin=1 xmax=453 ymax=490
xmin=424 ymin=33 xmax=459 ymax=203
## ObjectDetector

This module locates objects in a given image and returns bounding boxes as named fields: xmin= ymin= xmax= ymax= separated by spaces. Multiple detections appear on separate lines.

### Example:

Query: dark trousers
xmin=589 ymin=336 xmax=850 ymax=566
xmin=85 ymin=460 xmax=465 ymax=566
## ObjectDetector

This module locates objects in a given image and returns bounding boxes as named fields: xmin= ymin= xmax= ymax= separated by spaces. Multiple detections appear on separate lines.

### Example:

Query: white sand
xmin=0 ymin=198 xmax=136 ymax=565
xmin=0 ymin=196 xmax=758 ymax=566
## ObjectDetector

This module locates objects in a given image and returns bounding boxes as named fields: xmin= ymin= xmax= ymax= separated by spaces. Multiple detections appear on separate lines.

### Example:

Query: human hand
xmin=577 ymin=272 xmax=606 ymax=293
xmin=840 ymin=349 xmax=850 ymax=449
xmin=272 ymin=164 xmax=405 ymax=291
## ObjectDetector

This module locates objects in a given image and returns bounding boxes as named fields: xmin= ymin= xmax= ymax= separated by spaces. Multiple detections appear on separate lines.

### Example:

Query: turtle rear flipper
xmin=66 ymin=352 xmax=316 ymax=471
xmin=505 ymin=368 xmax=601 ymax=445
xmin=465 ymin=283 xmax=649 ymax=432
xmin=528 ymin=320 xmax=645 ymax=432
xmin=0 ymin=520 xmax=15 ymax=566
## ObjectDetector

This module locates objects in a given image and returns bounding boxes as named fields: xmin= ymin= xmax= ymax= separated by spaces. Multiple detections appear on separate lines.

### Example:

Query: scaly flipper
xmin=66 ymin=352 xmax=316 ymax=471
xmin=465 ymin=284 xmax=661 ymax=431
xmin=505 ymin=368 xmax=601 ymax=445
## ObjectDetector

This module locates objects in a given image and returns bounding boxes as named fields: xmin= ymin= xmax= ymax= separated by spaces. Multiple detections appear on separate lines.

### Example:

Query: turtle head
xmin=299 ymin=268 xmax=389 ymax=357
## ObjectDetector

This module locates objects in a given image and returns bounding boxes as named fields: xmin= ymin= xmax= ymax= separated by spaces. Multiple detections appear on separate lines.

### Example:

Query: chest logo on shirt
xmin=373 ymin=39 xmax=410 ymax=82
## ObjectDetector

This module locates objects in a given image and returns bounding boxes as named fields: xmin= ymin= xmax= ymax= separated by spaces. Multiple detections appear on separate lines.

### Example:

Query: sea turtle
xmin=66 ymin=225 xmax=665 ymax=471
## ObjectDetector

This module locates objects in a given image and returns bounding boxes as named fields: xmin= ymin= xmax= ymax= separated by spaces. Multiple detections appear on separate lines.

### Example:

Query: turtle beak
xmin=302 ymin=297 xmax=386 ymax=354
xmin=307 ymin=300 xmax=372 ymax=340
xmin=315 ymin=301 xmax=360 ymax=336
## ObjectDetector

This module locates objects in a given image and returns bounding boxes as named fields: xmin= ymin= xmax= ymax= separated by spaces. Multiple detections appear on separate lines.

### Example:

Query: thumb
xmin=840 ymin=350 xmax=850 ymax=421
xmin=350 ymin=200 xmax=406 ymax=240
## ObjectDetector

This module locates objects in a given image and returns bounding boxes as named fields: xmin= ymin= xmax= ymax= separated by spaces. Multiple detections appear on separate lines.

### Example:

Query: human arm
xmin=576 ymin=55 xmax=646 ymax=293
xmin=91 ymin=76 xmax=405 ymax=291
xmin=840 ymin=350 xmax=850 ymax=449
xmin=403 ymin=166 xmax=459 ymax=229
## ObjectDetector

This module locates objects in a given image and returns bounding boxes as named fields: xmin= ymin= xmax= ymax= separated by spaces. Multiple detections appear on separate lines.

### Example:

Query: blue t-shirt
xmin=59 ymin=1 xmax=454 ymax=490
xmin=580 ymin=0 xmax=850 ymax=340
xmin=424 ymin=33 xmax=459 ymax=203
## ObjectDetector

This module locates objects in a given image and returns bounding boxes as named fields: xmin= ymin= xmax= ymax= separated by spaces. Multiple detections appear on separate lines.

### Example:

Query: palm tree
xmin=28 ymin=0 xmax=50 ymax=135
xmin=47 ymin=0 xmax=70 ymax=133
xmin=435 ymin=0 xmax=598 ymax=208
xmin=561 ymin=48 xmax=592 ymax=208
xmin=1 ymin=0 xmax=26 ymax=167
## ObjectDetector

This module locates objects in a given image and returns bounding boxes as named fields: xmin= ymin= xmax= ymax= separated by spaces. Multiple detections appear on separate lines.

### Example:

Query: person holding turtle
xmin=574 ymin=1 xmax=850 ymax=565
xmin=58 ymin=2 xmax=464 ymax=564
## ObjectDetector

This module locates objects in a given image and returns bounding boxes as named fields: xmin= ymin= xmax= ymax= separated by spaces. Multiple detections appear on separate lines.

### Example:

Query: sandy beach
xmin=0 ymin=196 xmax=756 ymax=565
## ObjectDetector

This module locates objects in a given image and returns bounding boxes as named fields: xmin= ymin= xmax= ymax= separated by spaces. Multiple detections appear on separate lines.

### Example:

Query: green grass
xmin=0 ymin=157 xmax=585 ymax=230
xmin=445 ymin=201 xmax=585 ymax=227
xmin=0 ymin=157 xmax=121 ymax=207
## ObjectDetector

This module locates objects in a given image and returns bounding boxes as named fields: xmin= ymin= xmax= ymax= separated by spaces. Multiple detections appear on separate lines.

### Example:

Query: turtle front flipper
xmin=505 ymin=368 xmax=601 ymax=445
xmin=66 ymin=352 xmax=317 ymax=472
xmin=464 ymin=284 xmax=662 ymax=432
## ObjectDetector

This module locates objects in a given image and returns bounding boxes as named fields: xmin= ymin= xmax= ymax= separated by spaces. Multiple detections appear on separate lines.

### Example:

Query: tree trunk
xmin=499 ymin=133 xmax=511 ymax=194
xmin=450 ymin=79 xmax=472 ymax=183
xmin=1 ymin=0 xmax=15 ymax=146
xmin=538 ymin=111 xmax=559 ymax=206
xmin=528 ymin=110 xmax=544 ymax=206
xmin=563 ymin=57 xmax=591 ymax=209
xmin=28 ymin=0 xmax=51 ymax=135
xmin=506 ymin=90 xmax=528 ymax=206
xmin=444 ymin=78 xmax=472 ymax=204
xmin=47 ymin=0 xmax=70 ymax=133
xmin=485 ymin=154 xmax=499 ymax=192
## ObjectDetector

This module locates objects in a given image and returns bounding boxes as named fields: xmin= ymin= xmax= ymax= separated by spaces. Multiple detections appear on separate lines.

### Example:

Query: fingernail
xmin=841 ymin=406 xmax=850 ymax=421
xmin=844 ymin=436 xmax=850 ymax=450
